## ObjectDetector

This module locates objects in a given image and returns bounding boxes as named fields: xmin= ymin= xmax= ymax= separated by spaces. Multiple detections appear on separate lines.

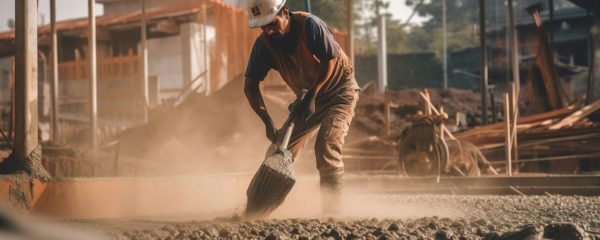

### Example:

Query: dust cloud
xmin=115 ymin=76 xmax=301 ymax=176
xmin=24 ymin=77 xmax=460 ymax=223
xmin=271 ymin=176 xmax=463 ymax=220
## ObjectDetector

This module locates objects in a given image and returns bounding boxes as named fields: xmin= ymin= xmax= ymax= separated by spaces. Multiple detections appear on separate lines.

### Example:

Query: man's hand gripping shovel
xmin=244 ymin=90 xmax=309 ymax=219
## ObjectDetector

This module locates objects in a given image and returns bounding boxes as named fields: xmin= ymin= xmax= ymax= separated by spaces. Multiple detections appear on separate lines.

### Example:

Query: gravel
xmin=111 ymin=194 xmax=600 ymax=240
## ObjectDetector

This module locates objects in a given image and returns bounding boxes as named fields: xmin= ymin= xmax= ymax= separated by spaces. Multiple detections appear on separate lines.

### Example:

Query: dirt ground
xmin=56 ymin=194 xmax=600 ymax=240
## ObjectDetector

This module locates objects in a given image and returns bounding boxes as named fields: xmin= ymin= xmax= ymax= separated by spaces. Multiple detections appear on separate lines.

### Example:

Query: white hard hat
xmin=247 ymin=0 xmax=287 ymax=28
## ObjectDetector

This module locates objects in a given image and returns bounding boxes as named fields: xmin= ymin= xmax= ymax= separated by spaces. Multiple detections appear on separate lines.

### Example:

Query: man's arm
xmin=244 ymin=77 xmax=269 ymax=123
xmin=306 ymin=15 xmax=338 ymax=96
xmin=244 ymin=77 xmax=278 ymax=142
xmin=298 ymin=15 xmax=340 ymax=120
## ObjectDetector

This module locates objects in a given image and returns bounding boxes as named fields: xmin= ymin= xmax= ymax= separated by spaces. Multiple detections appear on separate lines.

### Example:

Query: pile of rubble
xmin=351 ymin=88 xmax=483 ymax=140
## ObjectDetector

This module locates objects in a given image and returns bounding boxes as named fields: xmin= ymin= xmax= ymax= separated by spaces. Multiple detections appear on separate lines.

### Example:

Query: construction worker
xmin=244 ymin=0 xmax=359 ymax=214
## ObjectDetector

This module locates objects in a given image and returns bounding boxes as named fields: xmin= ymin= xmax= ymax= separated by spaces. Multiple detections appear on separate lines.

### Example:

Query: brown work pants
xmin=268 ymin=87 xmax=359 ymax=176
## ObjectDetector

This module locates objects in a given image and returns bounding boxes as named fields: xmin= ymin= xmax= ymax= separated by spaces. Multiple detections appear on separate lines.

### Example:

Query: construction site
xmin=0 ymin=0 xmax=599 ymax=239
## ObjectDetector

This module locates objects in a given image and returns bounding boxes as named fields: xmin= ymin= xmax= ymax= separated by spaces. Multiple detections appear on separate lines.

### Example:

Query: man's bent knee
xmin=315 ymin=117 xmax=349 ymax=171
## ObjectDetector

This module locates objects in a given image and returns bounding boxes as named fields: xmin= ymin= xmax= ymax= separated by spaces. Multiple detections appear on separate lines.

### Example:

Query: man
xmin=244 ymin=0 xmax=359 ymax=213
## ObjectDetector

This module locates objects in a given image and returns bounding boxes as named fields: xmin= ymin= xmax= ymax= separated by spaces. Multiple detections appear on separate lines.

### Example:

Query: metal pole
xmin=442 ymin=0 xmax=448 ymax=89
xmin=50 ymin=0 xmax=59 ymax=141
xmin=88 ymin=0 xmax=98 ymax=149
xmin=507 ymin=0 xmax=520 ymax=94
xmin=510 ymin=82 xmax=519 ymax=172
xmin=505 ymin=3 xmax=510 ymax=84
xmin=305 ymin=0 xmax=311 ymax=13
xmin=377 ymin=15 xmax=387 ymax=92
xmin=490 ymin=89 xmax=497 ymax=123
xmin=140 ymin=0 xmax=148 ymax=122
xmin=202 ymin=4 xmax=209 ymax=95
xmin=384 ymin=101 xmax=390 ymax=135
xmin=586 ymin=9 xmax=595 ymax=105
xmin=479 ymin=0 xmax=488 ymax=125
xmin=346 ymin=0 xmax=354 ymax=65
xmin=10 ymin=56 xmax=15 ymax=141
xmin=548 ymin=0 xmax=554 ymax=47
xmin=504 ymin=92 xmax=512 ymax=176
xmin=14 ymin=0 xmax=38 ymax=162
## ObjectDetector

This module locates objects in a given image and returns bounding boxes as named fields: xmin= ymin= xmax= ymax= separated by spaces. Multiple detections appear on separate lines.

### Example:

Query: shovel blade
xmin=245 ymin=147 xmax=295 ymax=218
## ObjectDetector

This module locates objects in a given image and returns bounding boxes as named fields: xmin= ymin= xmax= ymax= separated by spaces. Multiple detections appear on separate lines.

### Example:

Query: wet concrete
xmin=1 ymin=174 xmax=599 ymax=239
xmin=59 ymin=194 xmax=600 ymax=240
xmin=246 ymin=147 xmax=295 ymax=218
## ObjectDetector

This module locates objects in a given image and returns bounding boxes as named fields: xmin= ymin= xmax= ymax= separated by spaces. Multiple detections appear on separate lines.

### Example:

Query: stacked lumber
xmin=454 ymin=101 xmax=600 ymax=168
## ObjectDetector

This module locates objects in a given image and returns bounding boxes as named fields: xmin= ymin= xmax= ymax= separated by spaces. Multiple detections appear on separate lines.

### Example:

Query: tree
xmin=353 ymin=0 xmax=393 ymax=55
xmin=281 ymin=0 xmax=479 ymax=56
xmin=285 ymin=0 xmax=350 ymax=30
xmin=348 ymin=0 xmax=432 ymax=55
xmin=7 ymin=18 xmax=15 ymax=30
xmin=405 ymin=0 xmax=479 ymax=58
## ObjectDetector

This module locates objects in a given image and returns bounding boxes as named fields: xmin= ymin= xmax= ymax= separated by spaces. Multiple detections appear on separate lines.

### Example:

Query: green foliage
xmin=405 ymin=0 xmax=479 ymax=57
xmin=281 ymin=0 xmax=479 ymax=57
xmin=408 ymin=0 xmax=478 ymax=30
xmin=285 ymin=0 xmax=349 ymax=30
xmin=427 ymin=21 xmax=478 ymax=59
xmin=353 ymin=0 xmax=392 ymax=55
xmin=7 ymin=18 xmax=14 ymax=29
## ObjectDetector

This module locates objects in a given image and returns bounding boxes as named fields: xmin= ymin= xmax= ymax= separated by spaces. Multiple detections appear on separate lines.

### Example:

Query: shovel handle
xmin=280 ymin=89 xmax=307 ymax=150
xmin=280 ymin=121 xmax=294 ymax=150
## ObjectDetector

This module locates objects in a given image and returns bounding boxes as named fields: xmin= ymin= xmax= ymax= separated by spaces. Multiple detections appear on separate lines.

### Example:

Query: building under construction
xmin=0 ymin=0 xmax=598 ymax=239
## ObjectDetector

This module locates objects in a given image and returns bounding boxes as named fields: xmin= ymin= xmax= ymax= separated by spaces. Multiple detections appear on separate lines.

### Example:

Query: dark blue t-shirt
xmin=244 ymin=14 xmax=340 ymax=81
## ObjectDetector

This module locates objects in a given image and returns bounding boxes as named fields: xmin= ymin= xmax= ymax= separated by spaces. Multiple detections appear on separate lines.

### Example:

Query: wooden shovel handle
xmin=280 ymin=89 xmax=307 ymax=149
xmin=280 ymin=121 xmax=294 ymax=150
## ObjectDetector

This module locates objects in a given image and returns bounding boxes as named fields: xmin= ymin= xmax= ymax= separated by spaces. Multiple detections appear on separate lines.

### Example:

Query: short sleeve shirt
xmin=244 ymin=14 xmax=340 ymax=81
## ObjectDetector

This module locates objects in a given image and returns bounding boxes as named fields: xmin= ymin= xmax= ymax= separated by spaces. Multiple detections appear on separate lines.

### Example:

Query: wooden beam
xmin=3 ymin=0 xmax=49 ymax=179
xmin=152 ymin=19 xmax=179 ymax=34
xmin=51 ymin=0 xmax=59 ymax=142
xmin=549 ymin=101 xmax=600 ymax=130
xmin=10 ymin=56 xmax=14 ymax=141
xmin=140 ymin=0 xmax=148 ymax=123
xmin=417 ymin=91 xmax=456 ymax=140
xmin=376 ymin=15 xmax=387 ymax=92
xmin=504 ymin=92 xmax=512 ymax=176
xmin=507 ymin=0 xmax=520 ymax=93
xmin=202 ymin=3 xmax=209 ymax=94
xmin=345 ymin=0 xmax=354 ymax=64
xmin=88 ymin=0 xmax=98 ymax=149
xmin=454 ymin=107 xmax=575 ymax=139
xmin=14 ymin=0 xmax=39 ymax=159
xmin=96 ymin=27 xmax=111 ymax=42
xmin=510 ymin=82 xmax=519 ymax=171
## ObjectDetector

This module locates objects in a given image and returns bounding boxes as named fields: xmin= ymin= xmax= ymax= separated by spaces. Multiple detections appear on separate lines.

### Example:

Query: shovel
xmin=244 ymin=90 xmax=307 ymax=219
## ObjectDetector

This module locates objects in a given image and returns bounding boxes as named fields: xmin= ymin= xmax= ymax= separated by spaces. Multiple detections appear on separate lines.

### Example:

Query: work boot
xmin=320 ymin=169 xmax=344 ymax=216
